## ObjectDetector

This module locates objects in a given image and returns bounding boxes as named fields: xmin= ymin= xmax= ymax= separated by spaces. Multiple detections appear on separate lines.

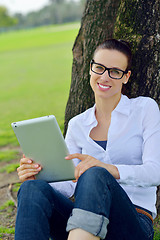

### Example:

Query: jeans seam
xmin=96 ymin=215 xmax=105 ymax=236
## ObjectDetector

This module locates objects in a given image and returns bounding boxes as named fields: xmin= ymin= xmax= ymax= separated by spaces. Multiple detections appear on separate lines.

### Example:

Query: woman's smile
xmin=97 ymin=83 xmax=111 ymax=91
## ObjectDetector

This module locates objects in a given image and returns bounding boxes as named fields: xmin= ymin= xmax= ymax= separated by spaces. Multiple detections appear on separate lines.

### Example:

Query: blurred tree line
xmin=0 ymin=0 xmax=86 ymax=31
xmin=0 ymin=6 xmax=18 ymax=28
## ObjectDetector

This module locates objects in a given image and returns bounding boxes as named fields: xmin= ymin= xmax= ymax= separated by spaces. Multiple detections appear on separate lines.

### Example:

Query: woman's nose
xmin=101 ymin=70 xmax=110 ymax=80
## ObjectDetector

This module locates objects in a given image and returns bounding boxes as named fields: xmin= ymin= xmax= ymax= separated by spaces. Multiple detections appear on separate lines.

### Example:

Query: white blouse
xmin=50 ymin=94 xmax=160 ymax=219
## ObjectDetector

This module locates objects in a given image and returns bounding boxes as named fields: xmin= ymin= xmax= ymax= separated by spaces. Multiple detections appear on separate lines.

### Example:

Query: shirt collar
xmin=83 ymin=95 xmax=131 ymax=126
xmin=83 ymin=104 xmax=97 ymax=126
xmin=113 ymin=94 xmax=131 ymax=116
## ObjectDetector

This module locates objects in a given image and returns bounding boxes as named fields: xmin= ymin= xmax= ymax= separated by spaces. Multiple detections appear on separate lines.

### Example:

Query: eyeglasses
xmin=90 ymin=60 xmax=128 ymax=79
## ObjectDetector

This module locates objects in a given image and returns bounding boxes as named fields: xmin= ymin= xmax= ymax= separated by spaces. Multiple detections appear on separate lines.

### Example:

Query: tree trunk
xmin=64 ymin=0 xmax=121 ymax=135
xmin=113 ymin=0 xmax=160 ymax=103
xmin=64 ymin=0 xmax=160 ymax=214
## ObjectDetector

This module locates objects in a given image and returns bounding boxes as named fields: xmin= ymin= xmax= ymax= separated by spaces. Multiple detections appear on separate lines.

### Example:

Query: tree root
xmin=0 ymin=182 xmax=21 ymax=208
xmin=7 ymin=184 xmax=17 ymax=208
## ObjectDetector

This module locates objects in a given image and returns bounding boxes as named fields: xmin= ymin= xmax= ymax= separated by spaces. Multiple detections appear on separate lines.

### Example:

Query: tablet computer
xmin=11 ymin=115 xmax=75 ymax=182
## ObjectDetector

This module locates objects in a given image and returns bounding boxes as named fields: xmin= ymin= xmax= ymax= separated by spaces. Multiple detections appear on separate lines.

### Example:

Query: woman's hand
xmin=65 ymin=153 xmax=120 ymax=181
xmin=17 ymin=154 xmax=42 ymax=182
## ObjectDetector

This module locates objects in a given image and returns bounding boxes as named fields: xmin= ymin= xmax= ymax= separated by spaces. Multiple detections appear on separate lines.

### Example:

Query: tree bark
xmin=113 ymin=0 xmax=160 ymax=103
xmin=64 ymin=0 xmax=121 ymax=135
xmin=64 ymin=0 xmax=160 ymax=213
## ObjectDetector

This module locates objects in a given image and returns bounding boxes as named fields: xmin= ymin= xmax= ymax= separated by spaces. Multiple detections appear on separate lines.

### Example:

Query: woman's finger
xmin=19 ymin=163 xmax=41 ymax=170
xmin=17 ymin=164 xmax=41 ymax=173
xmin=20 ymin=157 xmax=32 ymax=166
xmin=74 ymin=157 xmax=102 ymax=180
xmin=65 ymin=153 xmax=88 ymax=161
xmin=19 ymin=171 xmax=38 ymax=182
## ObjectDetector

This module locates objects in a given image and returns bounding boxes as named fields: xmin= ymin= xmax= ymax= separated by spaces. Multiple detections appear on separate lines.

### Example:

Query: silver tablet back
xmin=11 ymin=115 xmax=75 ymax=182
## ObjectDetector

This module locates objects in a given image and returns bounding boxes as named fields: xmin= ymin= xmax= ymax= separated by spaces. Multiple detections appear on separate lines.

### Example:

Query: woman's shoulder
xmin=127 ymin=96 xmax=159 ymax=117
xmin=68 ymin=105 xmax=95 ymax=126
xmin=129 ymin=95 xmax=158 ymax=108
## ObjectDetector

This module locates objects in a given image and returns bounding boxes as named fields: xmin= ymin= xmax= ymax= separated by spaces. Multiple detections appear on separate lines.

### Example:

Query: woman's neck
xmin=95 ymin=94 xmax=121 ymax=121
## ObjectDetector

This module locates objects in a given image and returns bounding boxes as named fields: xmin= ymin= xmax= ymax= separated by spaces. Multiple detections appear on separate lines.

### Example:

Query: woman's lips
xmin=98 ymin=83 xmax=111 ymax=91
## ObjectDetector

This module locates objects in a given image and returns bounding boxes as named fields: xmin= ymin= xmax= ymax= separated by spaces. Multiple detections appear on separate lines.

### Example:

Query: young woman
xmin=15 ymin=39 xmax=160 ymax=240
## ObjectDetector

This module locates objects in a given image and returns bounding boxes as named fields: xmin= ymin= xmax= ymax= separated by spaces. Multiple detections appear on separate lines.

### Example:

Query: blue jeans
xmin=15 ymin=167 xmax=154 ymax=240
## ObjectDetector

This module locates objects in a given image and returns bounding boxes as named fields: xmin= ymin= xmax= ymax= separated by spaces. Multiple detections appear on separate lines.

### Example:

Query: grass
xmin=0 ymin=200 xmax=15 ymax=211
xmin=0 ymin=22 xmax=80 ymax=147
xmin=154 ymin=230 xmax=160 ymax=240
xmin=12 ymin=183 xmax=21 ymax=192
xmin=0 ymin=226 xmax=15 ymax=235
xmin=0 ymin=149 xmax=19 ymax=162
xmin=0 ymin=163 xmax=19 ymax=173
xmin=0 ymin=22 xmax=79 ymax=237
xmin=153 ymin=215 xmax=160 ymax=239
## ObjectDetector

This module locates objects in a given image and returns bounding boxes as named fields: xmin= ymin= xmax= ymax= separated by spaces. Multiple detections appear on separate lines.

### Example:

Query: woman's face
xmin=90 ymin=49 xmax=131 ymax=100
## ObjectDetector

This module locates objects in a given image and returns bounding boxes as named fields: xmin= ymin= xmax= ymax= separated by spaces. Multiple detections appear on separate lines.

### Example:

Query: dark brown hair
xmin=93 ymin=39 xmax=132 ymax=70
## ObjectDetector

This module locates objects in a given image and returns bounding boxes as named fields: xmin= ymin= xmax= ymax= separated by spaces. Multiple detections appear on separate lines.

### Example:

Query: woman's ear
xmin=123 ymin=70 xmax=131 ymax=84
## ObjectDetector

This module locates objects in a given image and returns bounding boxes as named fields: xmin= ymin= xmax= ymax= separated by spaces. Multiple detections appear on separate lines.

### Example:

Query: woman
xmin=15 ymin=39 xmax=160 ymax=240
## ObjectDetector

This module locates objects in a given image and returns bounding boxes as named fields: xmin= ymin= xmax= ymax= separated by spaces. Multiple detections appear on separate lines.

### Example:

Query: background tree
xmin=12 ymin=0 xmax=84 ymax=29
xmin=0 ymin=6 xmax=18 ymax=28
xmin=64 ymin=0 xmax=160 ymax=213
xmin=49 ymin=0 xmax=65 ymax=3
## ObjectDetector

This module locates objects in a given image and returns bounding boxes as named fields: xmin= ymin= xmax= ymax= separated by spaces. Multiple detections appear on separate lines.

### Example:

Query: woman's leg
xmin=66 ymin=167 xmax=154 ymax=240
xmin=68 ymin=228 xmax=100 ymax=240
xmin=15 ymin=180 xmax=74 ymax=240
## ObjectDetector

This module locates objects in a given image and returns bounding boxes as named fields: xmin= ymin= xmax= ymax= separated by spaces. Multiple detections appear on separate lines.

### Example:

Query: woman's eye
xmin=110 ymin=69 xmax=120 ymax=75
xmin=95 ymin=66 xmax=104 ymax=71
xmin=96 ymin=66 xmax=103 ymax=69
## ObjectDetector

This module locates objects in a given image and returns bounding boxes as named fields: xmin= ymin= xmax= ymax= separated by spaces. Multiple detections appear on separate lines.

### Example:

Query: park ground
xmin=0 ymin=146 xmax=21 ymax=239
xmin=0 ymin=22 xmax=159 ymax=239
xmin=0 ymin=22 xmax=78 ymax=239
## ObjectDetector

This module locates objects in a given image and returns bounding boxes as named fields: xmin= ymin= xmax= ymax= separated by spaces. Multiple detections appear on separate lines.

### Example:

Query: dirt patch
xmin=0 ymin=146 xmax=21 ymax=239
xmin=0 ymin=187 xmax=17 ymax=239
xmin=0 ymin=183 xmax=18 ymax=239
xmin=0 ymin=167 xmax=19 ymax=189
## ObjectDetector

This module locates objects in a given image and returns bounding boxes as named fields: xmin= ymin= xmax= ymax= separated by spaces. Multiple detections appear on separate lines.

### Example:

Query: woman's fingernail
xmin=35 ymin=164 xmax=39 ymax=168
xmin=28 ymin=160 xmax=32 ymax=163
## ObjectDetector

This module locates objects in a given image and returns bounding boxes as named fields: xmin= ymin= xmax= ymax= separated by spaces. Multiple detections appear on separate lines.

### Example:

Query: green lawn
xmin=0 ymin=23 xmax=79 ymax=147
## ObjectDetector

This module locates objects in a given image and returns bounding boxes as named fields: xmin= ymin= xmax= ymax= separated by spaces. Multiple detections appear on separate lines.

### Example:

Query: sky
xmin=0 ymin=0 xmax=50 ymax=15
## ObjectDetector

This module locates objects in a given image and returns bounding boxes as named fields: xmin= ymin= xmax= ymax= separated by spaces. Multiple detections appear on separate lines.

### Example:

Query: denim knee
xmin=74 ymin=167 xmax=115 ymax=208
xmin=18 ymin=180 xmax=50 ymax=199
xmin=17 ymin=180 xmax=54 ymax=213
xmin=78 ymin=166 xmax=115 ymax=187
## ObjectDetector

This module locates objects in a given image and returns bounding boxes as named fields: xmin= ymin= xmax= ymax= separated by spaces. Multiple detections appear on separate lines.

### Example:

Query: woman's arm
xmin=115 ymin=98 xmax=160 ymax=187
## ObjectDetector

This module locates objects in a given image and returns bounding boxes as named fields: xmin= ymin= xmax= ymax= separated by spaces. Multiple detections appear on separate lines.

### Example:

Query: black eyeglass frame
xmin=90 ymin=59 xmax=128 ymax=80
